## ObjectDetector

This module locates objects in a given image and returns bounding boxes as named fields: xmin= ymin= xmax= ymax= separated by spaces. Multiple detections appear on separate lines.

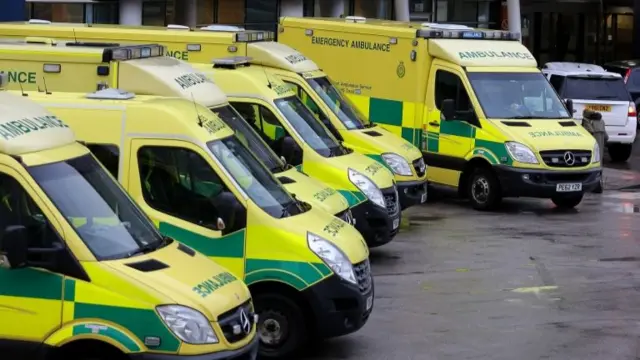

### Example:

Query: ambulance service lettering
xmin=528 ymin=130 xmax=583 ymax=138
xmin=284 ymin=53 xmax=308 ymax=64
xmin=458 ymin=51 xmax=534 ymax=60
xmin=364 ymin=162 xmax=383 ymax=176
xmin=311 ymin=36 xmax=391 ymax=52
xmin=174 ymin=73 xmax=210 ymax=89
xmin=1 ymin=71 xmax=37 ymax=84
xmin=323 ymin=217 xmax=346 ymax=237
xmin=313 ymin=187 xmax=337 ymax=202
xmin=167 ymin=50 xmax=189 ymax=60
xmin=200 ymin=115 xmax=226 ymax=135
xmin=193 ymin=272 xmax=237 ymax=298
xmin=0 ymin=116 xmax=69 ymax=141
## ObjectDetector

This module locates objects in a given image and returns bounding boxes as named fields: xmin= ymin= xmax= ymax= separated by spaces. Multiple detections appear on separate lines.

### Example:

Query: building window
xmin=353 ymin=0 xmax=392 ymax=19
xmin=196 ymin=0 xmax=215 ymax=26
xmin=30 ymin=3 xmax=84 ymax=22
xmin=142 ymin=0 xmax=167 ymax=26
xmin=92 ymin=2 xmax=119 ymax=24
xmin=218 ymin=0 xmax=245 ymax=25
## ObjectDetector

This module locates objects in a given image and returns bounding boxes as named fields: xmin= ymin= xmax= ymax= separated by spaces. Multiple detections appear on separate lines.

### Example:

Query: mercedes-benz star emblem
xmin=563 ymin=151 xmax=575 ymax=166
xmin=239 ymin=309 xmax=251 ymax=335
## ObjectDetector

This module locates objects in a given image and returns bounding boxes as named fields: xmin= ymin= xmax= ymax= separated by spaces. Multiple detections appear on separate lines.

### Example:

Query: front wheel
xmin=467 ymin=167 xmax=502 ymax=211
xmin=551 ymin=194 xmax=583 ymax=209
xmin=608 ymin=143 xmax=633 ymax=163
xmin=255 ymin=293 xmax=307 ymax=359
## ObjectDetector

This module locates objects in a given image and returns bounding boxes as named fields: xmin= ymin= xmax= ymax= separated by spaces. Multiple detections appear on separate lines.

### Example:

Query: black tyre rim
xmin=259 ymin=309 xmax=290 ymax=349
xmin=471 ymin=176 xmax=490 ymax=204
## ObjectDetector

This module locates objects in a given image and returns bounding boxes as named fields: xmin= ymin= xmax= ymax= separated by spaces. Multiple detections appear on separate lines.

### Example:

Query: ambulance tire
xmin=608 ymin=144 xmax=632 ymax=163
xmin=551 ymin=194 xmax=583 ymax=209
xmin=255 ymin=293 xmax=307 ymax=359
xmin=468 ymin=167 xmax=502 ymax=211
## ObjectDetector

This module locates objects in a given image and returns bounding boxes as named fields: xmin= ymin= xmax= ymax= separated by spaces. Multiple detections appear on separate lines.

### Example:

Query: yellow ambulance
xmin=278 ymin=17 xmax=602 ymax=210
xmin=11 ymin=86 xmax=373 ymax=358
xmin=0 ymin=40 xmax=354 ymax=226
xmin=0 ymin=20 xmax=427 ymax=210
xmin=0 ymin=75 xmax=258 ymax=359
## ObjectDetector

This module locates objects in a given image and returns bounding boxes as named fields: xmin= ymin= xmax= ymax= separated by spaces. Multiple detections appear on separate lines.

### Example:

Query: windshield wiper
xmin=595 ymin=95 xmax=617 ymax=99
xmin=126 ymin=236 xmax=168 ymax=258
xmin=504 ymin=116 xmax=538 ymax=119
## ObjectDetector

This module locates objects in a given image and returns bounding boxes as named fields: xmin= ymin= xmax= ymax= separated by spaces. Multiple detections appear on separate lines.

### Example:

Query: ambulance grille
xmin=354 ymin=259 xmax=373 ymax=294
xmin=539 ymin=150 xmax=592 ymax=168
xmin=382 ymin=187 xmax=399 ymax=216
xmin=218 ymin=300 xmax=255 ymax=344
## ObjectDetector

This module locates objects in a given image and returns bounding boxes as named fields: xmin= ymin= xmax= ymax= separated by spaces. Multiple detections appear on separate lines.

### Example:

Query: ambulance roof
xmin=429 ymin=39 xmax=537 ymax=67
xmin=23 ymin=89 xmax=235 ymax=140
xmin=200 ymin=61 xmax=297 ymax=100
xmin=0 ymin=89 xmax=75 ymax=156
xmin=245 ymin=41 xmax=320 ymax=73
xmin=0 ymin=20 xmax=275 ymax=45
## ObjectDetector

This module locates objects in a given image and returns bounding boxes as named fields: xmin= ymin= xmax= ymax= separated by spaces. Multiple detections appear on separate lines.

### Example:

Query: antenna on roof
xmin=42 ymin=76 xmax=51 ymax=94
xmin=191 ymin=93 xmax=204 ymax=128
xmin=18 ymin=81 xmax=27 ymax=97
xmin=72 ymin=28 xmax=78 ymax=44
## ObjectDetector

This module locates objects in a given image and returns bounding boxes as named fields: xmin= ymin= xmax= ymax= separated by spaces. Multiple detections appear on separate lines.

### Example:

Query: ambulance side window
xmin=86 ymin=144 xmax=120 ymax=179
xmin=0 ymin=173 xmax=62 ymax=260
xmin=435 ymin=70 xmax=477 ymax=124
xmin=137 ymin=146 xmax=226 ymax=230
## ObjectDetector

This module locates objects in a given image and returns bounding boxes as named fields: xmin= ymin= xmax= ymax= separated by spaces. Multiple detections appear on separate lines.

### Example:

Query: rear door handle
xmin=428 ymin=121 xmax=440 ymax=127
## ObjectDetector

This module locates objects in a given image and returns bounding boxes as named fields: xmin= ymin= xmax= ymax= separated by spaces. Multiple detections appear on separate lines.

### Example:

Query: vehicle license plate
xmin=585 ymin=104 xmax=612 ymax=112
xmin=556 ymin=183 xmax=582 ymax=192
xmin=392 ymin=218 xmax=399 ymax=229
xmin=366 ymin=295 xmax=373 ymax=311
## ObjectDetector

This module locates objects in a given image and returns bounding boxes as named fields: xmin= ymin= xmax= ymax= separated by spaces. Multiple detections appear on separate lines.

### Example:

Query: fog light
xmin=404 ymin=188 xmax=408 ymax=194
xmin=522 ymin=174 xmax=530 ymax=180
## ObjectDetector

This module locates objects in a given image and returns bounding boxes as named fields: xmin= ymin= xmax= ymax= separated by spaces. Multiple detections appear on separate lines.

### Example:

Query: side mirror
xmin=0 ymin=226 xmax=29 ymax=269
xmin=441 ymin=99 xmax=456 ymax=120
xmin=210 ymin=191 xmax=246 ymax=235
xmin=216 ymin=217 xmax=226 ymax=231
xmin=565 ymin=99 xmax=575 ymax=115
xmin=281 ymin=136 xmax=302 ymax=165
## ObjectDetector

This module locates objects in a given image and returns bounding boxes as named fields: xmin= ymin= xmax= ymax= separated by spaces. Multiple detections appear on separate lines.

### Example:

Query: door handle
xmin=428 ymin=121 xmax=440 ymax=127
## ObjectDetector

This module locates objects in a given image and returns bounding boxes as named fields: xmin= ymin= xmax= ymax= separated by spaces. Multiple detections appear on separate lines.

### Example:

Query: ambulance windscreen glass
xmin=208 ymin=136 xmax=304 ymax=218
xmin=562 ymin=76 xmax=631 ymax=101
xmin=307 ymin=76 xmax=371 ymax=130
xmin=210 ymin=105 xmax=285 ymax=173
xmin=275 ymin=96 xmax=346 ymax=158
xmin=28 ymin=154 xmax=165 ymax=260
xmin=468 ymin=72 xmax=571 ymax=119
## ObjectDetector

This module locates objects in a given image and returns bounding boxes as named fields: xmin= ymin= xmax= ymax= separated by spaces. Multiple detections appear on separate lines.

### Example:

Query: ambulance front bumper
xmin=397 ymin=179 xmax=428 ymax=210
xmin=351 ymin=186 xmax=400 ymax=247
xmin=129 ymin=335 xmax=259 ymax=360
xmin=494 ymin=165 xmax=602 ymax=198
xmin=302 ymin=270 xmax=374 ymax=339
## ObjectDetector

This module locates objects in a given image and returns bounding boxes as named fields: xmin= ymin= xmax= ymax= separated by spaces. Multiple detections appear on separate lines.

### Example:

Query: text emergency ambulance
xmin=0 ymin=74 xmax=259 ymax=360
xmin=10 ymin=85 xmax=373 ymax=358
xmin=0 ymin=40 xmax=355 ymax=226
xmin=0 ymin=19 xmax=427 ymax=210
xmin=278 ymin=18 xmax=602 ymax=210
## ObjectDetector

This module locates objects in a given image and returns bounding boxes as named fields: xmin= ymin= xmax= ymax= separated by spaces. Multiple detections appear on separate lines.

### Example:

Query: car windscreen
xmin=563 ymin=76 xmax=631 ymax=101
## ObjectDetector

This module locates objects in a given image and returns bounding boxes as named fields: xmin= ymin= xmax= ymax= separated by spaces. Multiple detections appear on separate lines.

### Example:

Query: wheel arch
xmin=44 ymin=320 xmax=145 ymax=355
xmin=459 ymin=156 xmax=494 ymax=198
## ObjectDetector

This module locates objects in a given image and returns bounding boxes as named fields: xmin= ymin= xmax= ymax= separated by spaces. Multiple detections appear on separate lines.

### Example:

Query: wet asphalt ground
xmin=304 ymin=159 xmax=640 ymax=359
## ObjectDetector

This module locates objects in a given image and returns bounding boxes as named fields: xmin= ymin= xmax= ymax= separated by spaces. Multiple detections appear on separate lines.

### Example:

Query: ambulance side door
xmin=0 ymin=165 xmax=64 ymax=358
xmin=424 ymin=63 xmax=478 ymax=186
xmin=126 ymin=138 xmax=247 ymax=277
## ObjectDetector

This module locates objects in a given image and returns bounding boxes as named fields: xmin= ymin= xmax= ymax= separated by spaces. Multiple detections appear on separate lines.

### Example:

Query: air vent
xmin=363 ymin=130 xmax=382 ymax=137
xmin=177 ymin=243 xmax=195 ymax=256
xmin=558 ymin=121 xmax=576 ymax=127
xmin=277 ymin=176 xmax=296 ymax=184
xmin=500 ymin=121 xmax=531 ymax=127
xmin=125 ymin=259 xmax=169 ymax=272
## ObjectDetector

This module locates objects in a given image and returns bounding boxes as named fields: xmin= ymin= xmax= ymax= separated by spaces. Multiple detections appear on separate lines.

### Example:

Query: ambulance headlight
xmin=157 ymin=305 xmax=218 ymax=344
xmin=592 ymin=142 xmax=601 ymax=163
xmin=307 ymin=232 xmax=357 ymax=285
xmin=505 ymin=142 xmax=539 ymax=164
xmin=348 ymin=168 xmax=385 ymax=208
xmin=381 ymin=153 xmax=412 ymax=176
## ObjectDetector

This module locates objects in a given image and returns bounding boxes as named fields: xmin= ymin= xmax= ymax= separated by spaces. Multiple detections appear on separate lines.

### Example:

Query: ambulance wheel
xmin=551 ymin=194 xmax=583 ymax=209
xmin=256 ymin=293 xmax=307 ymax=359
xmin=608 ymin=144 xmax=632 ymax=163
xmin=468 ymin=167 xmax=502 ymax=211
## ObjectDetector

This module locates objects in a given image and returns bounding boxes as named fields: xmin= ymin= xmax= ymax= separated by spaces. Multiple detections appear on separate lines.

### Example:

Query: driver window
xmin=0 ymin=173 xmax=61 ymax=260
xmin=137 ymin=146 xmax=226 ymax=230
xmin=435 ymin=70 xmax=476 ymax=123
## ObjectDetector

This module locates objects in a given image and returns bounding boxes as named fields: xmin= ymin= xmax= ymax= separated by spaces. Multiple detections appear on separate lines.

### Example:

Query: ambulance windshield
xmin=28 ymin=154 xmax=165 ymax=260
xmin=210 ymin=104 xmax=286 ymax=173
xmin=468 ymin=72 xmax=571 ymax=119
xmin=306 ymin=76 xmax=372 ymax=130
xmin=208 ymin=135 xmax=305 ymax=218
xmin=275 ymin=96 xmax=347 ymax=158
